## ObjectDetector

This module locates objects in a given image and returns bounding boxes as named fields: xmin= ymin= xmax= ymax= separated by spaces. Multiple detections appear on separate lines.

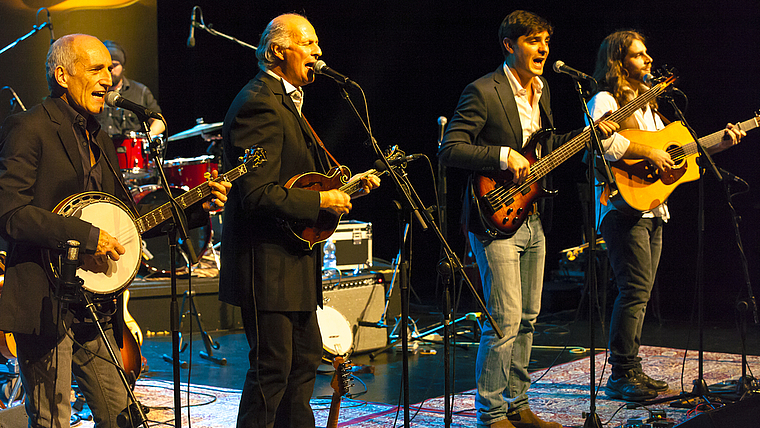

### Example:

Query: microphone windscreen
xmin=104 ymin=91 xmax=120 ymax=107
xmin=552 ymin=60 xmax=565 ymax=73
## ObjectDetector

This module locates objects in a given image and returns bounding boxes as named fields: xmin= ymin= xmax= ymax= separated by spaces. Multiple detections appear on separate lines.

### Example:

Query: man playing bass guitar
xmin=439 ymin=10 xmax=617 ymax=428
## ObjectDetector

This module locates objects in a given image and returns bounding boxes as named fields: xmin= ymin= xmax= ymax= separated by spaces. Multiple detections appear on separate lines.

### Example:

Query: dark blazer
xmin=0 ymin=97 xmax=130 ymax=337
xmin=219 ymin=72 xmax=326 ymax=312
xmin=438 ymin=65 xmax=581 ymax=236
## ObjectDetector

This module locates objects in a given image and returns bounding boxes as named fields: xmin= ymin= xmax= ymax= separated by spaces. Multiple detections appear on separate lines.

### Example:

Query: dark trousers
xmin=600 ymin=210 xmax=664 ymax=377
xmin=237 ymin=308 xmax=322 ymax=428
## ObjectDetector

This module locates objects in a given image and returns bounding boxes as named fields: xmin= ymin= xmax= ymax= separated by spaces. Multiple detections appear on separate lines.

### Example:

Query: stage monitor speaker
xmin=673 ymin=394 xmax=760 ymax=427
xmin=0 ymin=405 xmax=27 ymax=428
xmin=322 ymin=273 xmax=387 ymax=354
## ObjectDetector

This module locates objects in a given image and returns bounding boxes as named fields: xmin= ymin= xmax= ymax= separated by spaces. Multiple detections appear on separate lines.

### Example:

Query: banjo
xmin=44 ymin=147 xmax=266 ymax=298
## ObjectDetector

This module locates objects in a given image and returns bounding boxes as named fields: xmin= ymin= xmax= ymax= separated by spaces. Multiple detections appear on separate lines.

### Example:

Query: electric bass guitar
xmin=43 ymin=147 xmax=266 ymax=299
xmin=473 ymin=74 xmax=676 ymax=237
xmin=326 ymin=356 xmax=351 ymax=428
xmin=607 ymin=112 xmax=758 ymax=214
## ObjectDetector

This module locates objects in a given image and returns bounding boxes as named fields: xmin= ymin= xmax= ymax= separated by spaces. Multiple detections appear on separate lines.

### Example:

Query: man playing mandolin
xmin=587 ymin=30 xmax=745 ymax=402
xmin=218 ymin=13 xmax=379 ymax=428
xmin=0 ymin=34 xmax=229 ymax=427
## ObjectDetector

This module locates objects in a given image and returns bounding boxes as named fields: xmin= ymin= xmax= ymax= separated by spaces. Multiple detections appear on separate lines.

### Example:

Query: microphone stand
xmin=571 ymin=77 xmax=610 ymax=428
xmin=57 ymin=241 xmax=150 ymax=427
xmin=665 ymin=92 xmax=722 ymax=403
xmin=0 ymin=8 xmax=52 ymax=56
xmin=188 ymin=6 xmax=258 ymax=51
xmin=334 ymin=83 xmax=503 ymax=428
xmin=143 ymin=116 xmax=197 ymax=428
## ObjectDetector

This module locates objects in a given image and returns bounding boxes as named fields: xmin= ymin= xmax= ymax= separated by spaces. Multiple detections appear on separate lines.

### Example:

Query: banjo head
xmin=52 ymin=192 xmax=142 ymax=298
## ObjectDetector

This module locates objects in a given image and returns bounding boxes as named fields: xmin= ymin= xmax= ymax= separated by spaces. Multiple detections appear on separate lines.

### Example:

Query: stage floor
xmin=135 ymin=309 xmax=760 ymax=411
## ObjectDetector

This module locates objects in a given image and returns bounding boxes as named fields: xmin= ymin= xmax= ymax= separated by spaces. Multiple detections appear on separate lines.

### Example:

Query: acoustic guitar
xmin=472 ymin=74 xmax=676 ymax=237
xmin=121 ymin=289 xmax=145 ymax=389
xmin=326 ymin=356 xmax=351 ymax=428
xmin=607 ymin=112 xmax=758 ymax=214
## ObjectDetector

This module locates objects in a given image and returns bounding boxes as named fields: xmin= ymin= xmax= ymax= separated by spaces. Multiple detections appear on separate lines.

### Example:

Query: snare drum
xmin=114 ymin=132 xmax=153 ymax=181
xmin=163 ymin=155 xmax=218 ymax=189
xmin=316 ymin=306 xmax=353 ymax=362
xmin=132 ymin=185 xmax=211 ymax=275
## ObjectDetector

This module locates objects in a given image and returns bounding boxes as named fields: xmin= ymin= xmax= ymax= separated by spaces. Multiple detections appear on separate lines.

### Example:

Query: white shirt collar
xmin=503 ymin=62 xmax=543 ymax=97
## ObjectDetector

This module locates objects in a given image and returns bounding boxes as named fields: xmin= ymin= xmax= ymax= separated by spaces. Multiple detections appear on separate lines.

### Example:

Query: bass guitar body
xmin=473 ymin=129 xmax=555 ymax=237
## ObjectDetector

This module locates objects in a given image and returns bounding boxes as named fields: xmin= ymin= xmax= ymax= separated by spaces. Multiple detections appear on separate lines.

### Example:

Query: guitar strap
xmin=303 ymin=116 xmax=342 ymax=169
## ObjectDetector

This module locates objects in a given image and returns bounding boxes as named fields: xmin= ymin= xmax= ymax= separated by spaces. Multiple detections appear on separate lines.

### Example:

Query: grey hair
xmin=46 ymin=34 xmax=83 ymax=96
xmin=256 ymin=14 xmax=304 ymax=70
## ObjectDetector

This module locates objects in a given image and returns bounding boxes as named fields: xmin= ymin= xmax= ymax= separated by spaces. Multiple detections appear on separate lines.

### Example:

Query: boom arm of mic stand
xmin=193 ymin=21 xmax=257 ymax=51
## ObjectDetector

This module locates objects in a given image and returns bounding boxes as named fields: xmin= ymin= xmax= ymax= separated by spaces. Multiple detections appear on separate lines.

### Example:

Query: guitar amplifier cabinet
xmin=322 ymin=272 xmax=387 ymax=353
xmin=332 ymin=220 xmax=372 ymax=271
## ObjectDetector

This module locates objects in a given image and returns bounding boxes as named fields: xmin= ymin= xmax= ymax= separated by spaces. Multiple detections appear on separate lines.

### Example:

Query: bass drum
xmin=132 ymin=185 xmax=211 ymax=275
xmin=316 ymin=305 xmax=353 ymax=363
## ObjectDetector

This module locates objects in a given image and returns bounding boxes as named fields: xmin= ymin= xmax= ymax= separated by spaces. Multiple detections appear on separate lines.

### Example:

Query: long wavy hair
xmin=592 ymin=30 xmax=653 ymax=109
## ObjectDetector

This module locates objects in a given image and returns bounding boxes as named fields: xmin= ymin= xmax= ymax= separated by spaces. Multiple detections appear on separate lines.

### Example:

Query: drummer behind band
xmin=96 ymin=40 xmax=165 ymax=138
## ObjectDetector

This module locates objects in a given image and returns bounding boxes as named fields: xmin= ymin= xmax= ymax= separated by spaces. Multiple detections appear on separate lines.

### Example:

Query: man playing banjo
xmin=0 ymin=34 xmax=229 ymax=427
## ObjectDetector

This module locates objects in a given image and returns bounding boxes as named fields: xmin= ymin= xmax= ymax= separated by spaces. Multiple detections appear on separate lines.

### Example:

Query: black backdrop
xmin=2 ymin=0 xmax=757 ymax=323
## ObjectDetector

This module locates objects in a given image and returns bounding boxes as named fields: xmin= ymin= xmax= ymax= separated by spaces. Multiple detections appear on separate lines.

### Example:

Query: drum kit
xmin=113 ymin=119 xmax=223 ymax=276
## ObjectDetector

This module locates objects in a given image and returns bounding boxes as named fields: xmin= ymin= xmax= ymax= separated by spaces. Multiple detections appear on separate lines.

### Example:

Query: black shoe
xmin=606 ymin=370 xmax=658 ymax=401
xmin=636 ymin=370 xmax=668 ymax=392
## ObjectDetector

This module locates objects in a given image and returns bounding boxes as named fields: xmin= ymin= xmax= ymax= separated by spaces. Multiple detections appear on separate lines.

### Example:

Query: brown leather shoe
xmin=507 ymin=408 xmax=563 ymax=428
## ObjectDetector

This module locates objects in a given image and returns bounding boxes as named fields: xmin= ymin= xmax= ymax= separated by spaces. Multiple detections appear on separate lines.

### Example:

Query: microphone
xmin=313 ymin=60 xmax=359 ymax=89
xmin=718 ymin=167 xmax=743 ymax=183
xmin=553 ymin=60 xmax=596 ymax=83
xmin=105 ymin=91 xmax=162 ymax=120
xmin=437 ymin=116 xmax=447 ymax=148
xmin=60 ymin=240 xmax=80 ymax=289
xmin=373 ymin=154 xmax=424 ymax=171
xmin=187 ymin=7 xmax=196 ymax=48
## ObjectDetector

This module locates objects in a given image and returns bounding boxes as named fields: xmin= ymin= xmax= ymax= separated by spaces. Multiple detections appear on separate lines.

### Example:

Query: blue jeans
xmin=601 ymin=210 xmax=663 ymax=376
xmin=470 ymin=214 xmax=545 ymax=426
xmin=15 ymin=322 xmax=128 ymax=428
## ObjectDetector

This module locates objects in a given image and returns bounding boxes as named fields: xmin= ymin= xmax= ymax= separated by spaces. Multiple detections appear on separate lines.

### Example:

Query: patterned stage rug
xmin=71 ymin=346 xmax=758 ymax=427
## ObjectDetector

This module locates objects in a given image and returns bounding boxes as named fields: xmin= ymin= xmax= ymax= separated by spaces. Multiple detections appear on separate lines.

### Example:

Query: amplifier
xmin=332 ymin=220 xmax=372 ymax=271
xmin=321 ymin=272 xmax=387 ymax=353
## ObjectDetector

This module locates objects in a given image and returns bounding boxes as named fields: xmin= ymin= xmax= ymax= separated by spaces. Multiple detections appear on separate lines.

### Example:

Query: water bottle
xmin=323 ymin=238 xmax=337 ymax=269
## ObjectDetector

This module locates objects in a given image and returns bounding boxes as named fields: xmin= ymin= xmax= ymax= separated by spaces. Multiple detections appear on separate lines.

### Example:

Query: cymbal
xmin=167 ymin=121 xmax=223 ymax=141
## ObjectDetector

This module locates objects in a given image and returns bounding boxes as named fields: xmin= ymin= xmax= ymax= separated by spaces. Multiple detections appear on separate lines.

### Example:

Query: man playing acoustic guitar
xmin=587 ymin=30 xmax=745 ymax=402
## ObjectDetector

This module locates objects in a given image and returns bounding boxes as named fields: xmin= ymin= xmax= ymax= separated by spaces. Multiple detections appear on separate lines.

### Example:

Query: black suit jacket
xmin=0 ymin=97 xmax=131 ymax=337
xmin=219 ymin=72 xmax=326 ymax=312
xmin=439 ymin=65 xmax=581 ymax=236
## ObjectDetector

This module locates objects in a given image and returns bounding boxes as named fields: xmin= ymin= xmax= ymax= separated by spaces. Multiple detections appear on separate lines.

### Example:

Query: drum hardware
xmin=113 ymin=131 xmax=156 ymax=184
xmin=175 ymin=289 xmax=227 ymax=365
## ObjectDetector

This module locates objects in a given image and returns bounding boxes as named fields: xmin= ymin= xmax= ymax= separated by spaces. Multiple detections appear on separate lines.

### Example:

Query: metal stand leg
xmin=178 ymin=290 xmax=227 ymax=365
